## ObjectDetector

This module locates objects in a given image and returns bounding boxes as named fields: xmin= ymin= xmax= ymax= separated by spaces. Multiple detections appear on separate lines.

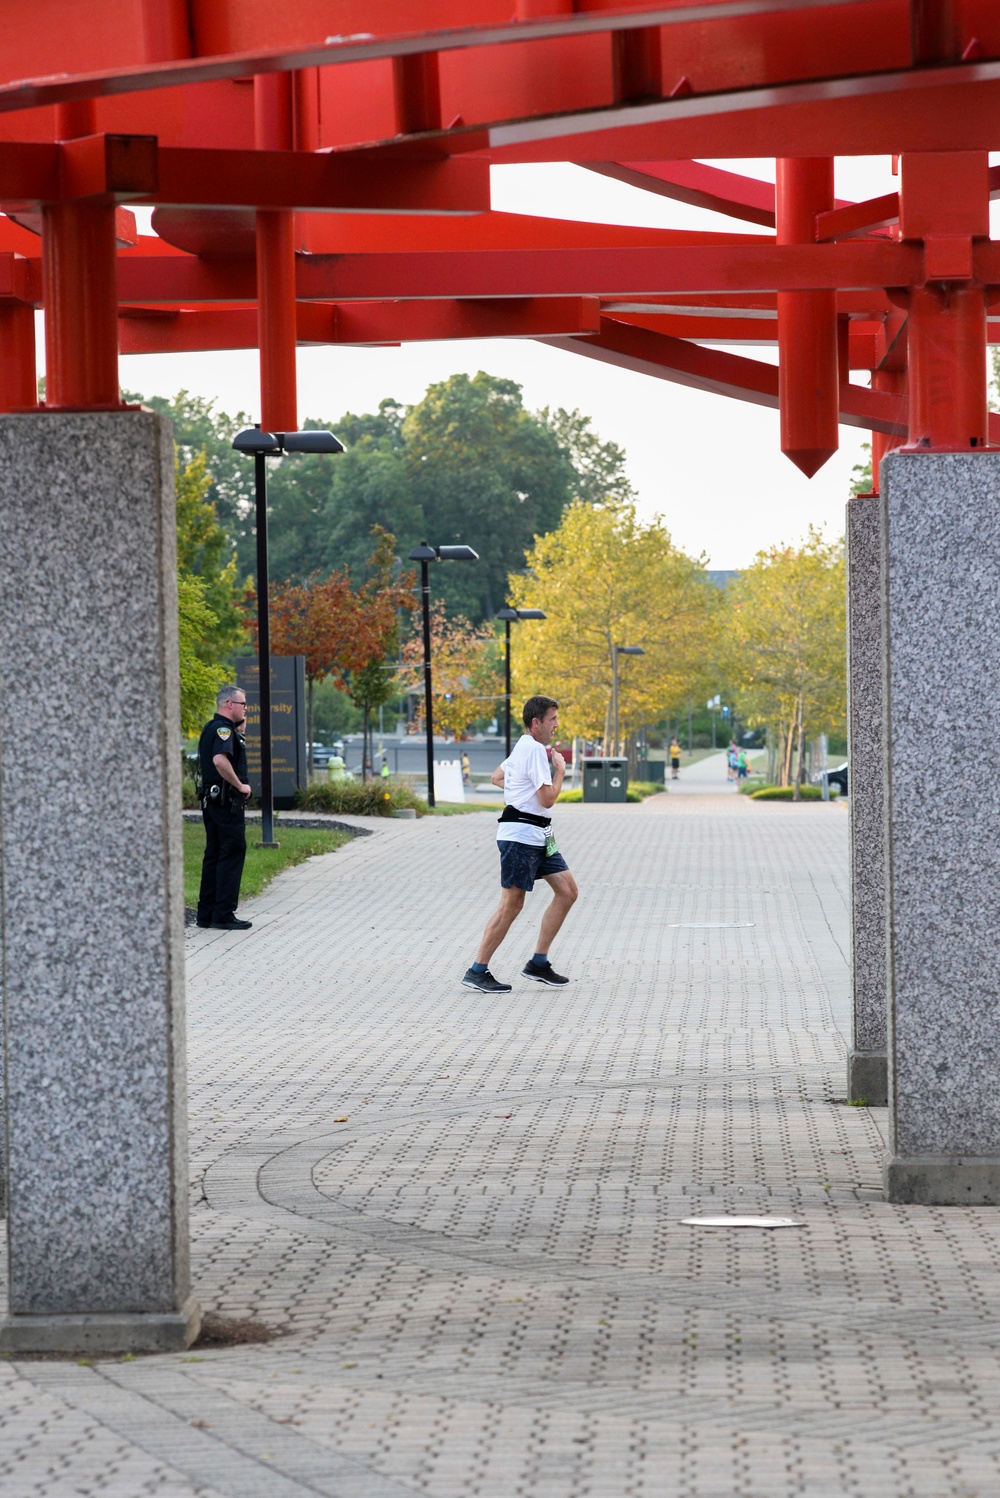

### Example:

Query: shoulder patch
xmin=216 ymin=727 xmax=231 ymax=740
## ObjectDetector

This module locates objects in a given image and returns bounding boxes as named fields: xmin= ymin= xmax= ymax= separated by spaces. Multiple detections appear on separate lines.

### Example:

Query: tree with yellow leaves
xmin=720 ymin=528 xmax=846 ymax=790
xmin=507 ymin=500 xmax=717 ymax=750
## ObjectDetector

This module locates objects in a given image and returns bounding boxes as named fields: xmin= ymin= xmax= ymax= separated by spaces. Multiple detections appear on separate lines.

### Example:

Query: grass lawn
xmin=431 ymin=801 xmax=501 ymax=815
xmin=182 ymin=821 xmax=352 ymax=908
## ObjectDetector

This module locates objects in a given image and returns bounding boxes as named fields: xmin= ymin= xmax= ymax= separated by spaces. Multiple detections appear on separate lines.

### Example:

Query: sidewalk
xmin=3 ymin=792 xmax=1000 ymax=1496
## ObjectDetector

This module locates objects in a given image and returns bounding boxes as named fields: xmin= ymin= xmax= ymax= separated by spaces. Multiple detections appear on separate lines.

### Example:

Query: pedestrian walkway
xmin=3 ymin=793 xmax=1000 ymax=1496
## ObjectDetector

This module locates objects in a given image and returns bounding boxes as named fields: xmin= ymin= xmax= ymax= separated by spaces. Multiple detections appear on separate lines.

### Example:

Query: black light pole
xmin=233 ymin=427 xmax=344 ymax=845
xmin=496 ymin=607 xmax=546 ymax=756
xmin=409 ymin=542 xmax=478 ymax=808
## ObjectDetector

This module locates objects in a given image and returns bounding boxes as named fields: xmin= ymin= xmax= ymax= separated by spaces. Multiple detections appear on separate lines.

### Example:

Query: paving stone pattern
xmin=4 ymin=786 xmax=1000 ymax=1495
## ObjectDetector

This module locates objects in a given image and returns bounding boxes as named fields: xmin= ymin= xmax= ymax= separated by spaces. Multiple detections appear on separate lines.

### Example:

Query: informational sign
xmin=235 ymin=655 xmax=306 ymax=809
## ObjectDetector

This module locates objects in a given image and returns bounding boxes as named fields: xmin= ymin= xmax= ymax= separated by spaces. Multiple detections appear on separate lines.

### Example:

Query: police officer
xmin=196 ymin=684 xmax=253 ymax=930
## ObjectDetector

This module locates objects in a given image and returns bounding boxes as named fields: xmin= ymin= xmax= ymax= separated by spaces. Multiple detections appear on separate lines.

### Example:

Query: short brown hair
xmin=522 ymin=695 xmax=558 ymax=729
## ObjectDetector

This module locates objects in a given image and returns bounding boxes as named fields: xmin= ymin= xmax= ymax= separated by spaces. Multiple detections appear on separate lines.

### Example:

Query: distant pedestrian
xmin=463 ymin=695 xmax=578 ymax=994
xmin=380 ymin=759 xmax=391 ymax=780
xmin=669 ymin=737 xmax=682 ymax=779
xmin=196 ymin=685 xmax=253 ymax=931
xmin=462 ymin=750 xmax=471 ymax=784
xmin=737 ymin=749 xmax=749 ymax=782
xmin=727 ymin=741 xmax=738 ymax=781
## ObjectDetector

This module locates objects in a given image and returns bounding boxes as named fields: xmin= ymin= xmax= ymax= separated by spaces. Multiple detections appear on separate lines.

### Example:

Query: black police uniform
xmin=196 ymin=713 xmax=249 ymax=926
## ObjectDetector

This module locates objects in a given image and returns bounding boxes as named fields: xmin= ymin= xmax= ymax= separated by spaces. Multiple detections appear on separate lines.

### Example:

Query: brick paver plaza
xmin=3 ymin=762 xmax=1000 ymax=1496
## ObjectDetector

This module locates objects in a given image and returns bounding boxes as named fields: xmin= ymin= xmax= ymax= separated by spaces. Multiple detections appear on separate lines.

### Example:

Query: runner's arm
xmin=490 ymin=765 xmax=505 ymax=788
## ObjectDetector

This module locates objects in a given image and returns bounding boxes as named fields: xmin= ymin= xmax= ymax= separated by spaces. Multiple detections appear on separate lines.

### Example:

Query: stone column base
xmin=847 ymin=1049 xmax=887 ymax=1107
xmin=0 ymin=1296 xmax=200 ymax=1355
xmin=885 ymin=1156 xmax=1000 ymax=1206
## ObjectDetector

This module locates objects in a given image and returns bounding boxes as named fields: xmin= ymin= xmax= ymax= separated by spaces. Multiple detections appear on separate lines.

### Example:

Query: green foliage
xmin=749 ymin=783 xmax=838 ymax=801
xmin=126 ymin=388 xmax=255 ymax=549
xmin=297 ymin=778 xmax=428 ymax=817
xmin=510 ymin=500 xmax=718 ymax=747
xmin=176 ymin=573 xmax=231 ymax=735
xmin=129 ymin=378 xmax=630 ymax=627
xmin=556 ymin=786 xmax=645 ymax=802
xmin=402 ymin=372 xmax=576 ymax=619
xmin=175 ymin=451 xmax=246 ymax=657
xmin=173 ymin=449 xmax=247 ymax=732
xmin=539 ymin=406 xmax=635 ymax=506
xmin=850 ymin=442 xmax=873 ymax=497
xmin=629 ymin=781 xmax=667 ymax=798
xmin=720 ymin=528 xmax=846 ymax=786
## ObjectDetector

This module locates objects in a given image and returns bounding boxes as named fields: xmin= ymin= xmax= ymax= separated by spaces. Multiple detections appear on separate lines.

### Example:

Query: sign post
xmin=236 ymin=655 xmax=307 ymax=822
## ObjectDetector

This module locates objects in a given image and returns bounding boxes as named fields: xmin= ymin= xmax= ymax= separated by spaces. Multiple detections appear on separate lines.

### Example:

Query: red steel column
xmin=905 ymin=284 xmax=986 ymax=449
xmin=898 ymin=152 xmax=989 ymax=450
xmin=255 ymin=73 xmax=297 ymax=434
xmin=776 ymin=157 xmax=839 ymax=477
xmin=42 ymin=100 xmax=119 ymax=410
xmin=0 ymin=305 xmax=37 ymax=412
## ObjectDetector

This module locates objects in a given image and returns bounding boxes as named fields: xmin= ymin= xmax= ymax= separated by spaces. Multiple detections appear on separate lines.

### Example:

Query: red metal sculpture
xmin=0 ymin=0 xmax=997 ymax=488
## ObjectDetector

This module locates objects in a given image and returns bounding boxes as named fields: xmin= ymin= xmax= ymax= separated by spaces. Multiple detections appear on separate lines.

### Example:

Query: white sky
xmin=103 ymin=155 xmax=995 ymax=570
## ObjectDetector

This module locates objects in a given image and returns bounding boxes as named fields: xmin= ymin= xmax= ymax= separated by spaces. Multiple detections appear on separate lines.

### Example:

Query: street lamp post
xmin=408 ymin=542 xmax=479 ymax=808
xmin=612 ymin=645 xmax=645 ymax=757
xmin=495 ymin=607 xmax=546 ymax=756
xmin=233 ymin=427 xmax=344 ymax=845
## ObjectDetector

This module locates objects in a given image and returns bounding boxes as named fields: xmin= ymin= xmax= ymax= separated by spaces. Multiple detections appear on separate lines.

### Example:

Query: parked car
xmin=813 ymin=761 xmax=848 ymax=795
xmin=309 ymin=742 xmax=334 ymax=767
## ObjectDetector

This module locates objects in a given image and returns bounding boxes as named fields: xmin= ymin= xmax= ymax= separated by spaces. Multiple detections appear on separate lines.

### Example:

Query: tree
xmin=719 ymin=528 xmax=846 ymax=792
xmin=400 ymin=602 xmax=502 ymax=739
xmin=402 ymin=372 xmax=576 ymax=619
xmin=125 ymin=388 xmax=256 ymax=560
xmin=539 ymin=406 xmax=635 ymax=506
xmin=248 ymin=529 xmax=415 ymax=769
xmin=176 ymin=574 xmax=231 ymax=735
xmin=174 ymin=451 xmax=247 ymax=733
xmin=343 ymin=526 xmax=417 ymax=777
xmin=507 ymin=500 xmax=718 ymax=749
xmin=850 ymin=442 xmax=873 ymax=496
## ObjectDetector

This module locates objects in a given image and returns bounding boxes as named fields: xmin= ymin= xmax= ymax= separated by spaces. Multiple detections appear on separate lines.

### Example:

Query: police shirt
xmin=198 ymin=713 xmax=248 ymax=794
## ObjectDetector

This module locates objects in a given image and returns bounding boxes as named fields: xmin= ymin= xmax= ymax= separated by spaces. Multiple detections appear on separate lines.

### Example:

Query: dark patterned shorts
xmin=498 ymin=840 xmax=570 ymax=891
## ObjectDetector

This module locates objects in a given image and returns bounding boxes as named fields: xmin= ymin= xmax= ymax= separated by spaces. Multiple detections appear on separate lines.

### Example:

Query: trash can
xmin=582 ymin=758 xmax=629 ymax=802
xmin=604 ymin=758 xmax=628 ymax=801
xmin=642 ymin=759 xmax=665 ymax=785
xmin=582 ymin=758 xmax=607 ymax=802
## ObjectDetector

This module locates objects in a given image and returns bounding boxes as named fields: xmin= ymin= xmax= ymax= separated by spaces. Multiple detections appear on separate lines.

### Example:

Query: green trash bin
xmin=604 ymin=758 xmax=628 ymax=801
xmin=582 ymin=757 xmax=607 ymax=802
xmin=642 ymin=759 xmax=665 ymax=785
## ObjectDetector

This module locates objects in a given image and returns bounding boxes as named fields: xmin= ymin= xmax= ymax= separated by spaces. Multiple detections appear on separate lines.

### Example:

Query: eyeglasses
xmin=228 ymin=701 xmax=247 ymax=710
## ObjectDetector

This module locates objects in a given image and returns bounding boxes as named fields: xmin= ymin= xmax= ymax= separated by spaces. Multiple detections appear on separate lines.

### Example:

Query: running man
xmin=462 ymin=695 xmax=579 ymax=994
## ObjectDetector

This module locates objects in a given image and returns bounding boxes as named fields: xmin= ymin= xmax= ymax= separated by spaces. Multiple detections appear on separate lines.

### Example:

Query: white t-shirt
xmin=496 ymin=733 xmax=552 ymax=846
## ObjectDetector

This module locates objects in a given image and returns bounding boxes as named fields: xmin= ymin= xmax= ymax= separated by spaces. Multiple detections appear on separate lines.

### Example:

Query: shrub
xmin=629 ymin=781 xmax=666 ymax=798
xmin=749 ymin=783 xmax=839 ymax=802
xmin=297 ymin=778 xmax=428 ymax=817
xmin=556 ymin=786 xmax=643 ymax=804
xmin=181 ymin=774 xmax=200 ymax=810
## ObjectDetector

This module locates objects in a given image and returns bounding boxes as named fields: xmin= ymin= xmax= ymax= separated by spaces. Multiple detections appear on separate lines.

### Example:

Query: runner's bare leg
xmin=536 ymin=869 xmax=579 ymax=954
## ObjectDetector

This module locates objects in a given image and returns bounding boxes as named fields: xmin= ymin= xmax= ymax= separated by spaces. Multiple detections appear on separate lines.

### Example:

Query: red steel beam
xmin=0 ymin=1 xmax=900 ymax=119
xmin=584 ymin=160 xmax=778 ymax=227
xmin=0 ymin=139 xmax=491 ymax=215
xmin=543 ymin=315 xmax=909 ymax=434
xmin=118 ymin=295 xmax=603 ymax=354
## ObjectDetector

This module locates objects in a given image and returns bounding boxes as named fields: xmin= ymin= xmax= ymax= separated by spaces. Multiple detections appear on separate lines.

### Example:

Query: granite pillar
xmin=882 ymin=450 xmax=1000 ymax=1204
xmin=0 ymin=412 xmax=198 ymax=1350
xmin=846 ymin=493 xmax=888 ymax=1105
